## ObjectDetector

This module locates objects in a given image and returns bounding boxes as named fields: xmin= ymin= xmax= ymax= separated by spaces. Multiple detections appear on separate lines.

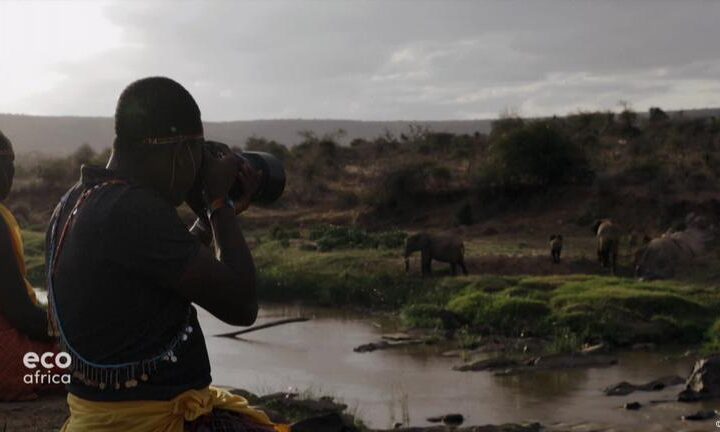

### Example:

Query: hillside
xmin=0 ymin=114 xmax=492 ymax=155
xmin=8 ymin=106 xmax=720 ymax=240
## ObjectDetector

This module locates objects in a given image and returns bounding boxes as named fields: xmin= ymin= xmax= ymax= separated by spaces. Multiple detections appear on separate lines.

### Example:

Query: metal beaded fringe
xmin=46 ymin=181 xmax=195 ymax=391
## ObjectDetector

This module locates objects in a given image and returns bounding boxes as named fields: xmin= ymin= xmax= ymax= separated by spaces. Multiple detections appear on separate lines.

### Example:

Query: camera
xmin=231 ymin=151 xmax=286 ymax=204
xmin=203 ymin=141 xmax=286 ymax=205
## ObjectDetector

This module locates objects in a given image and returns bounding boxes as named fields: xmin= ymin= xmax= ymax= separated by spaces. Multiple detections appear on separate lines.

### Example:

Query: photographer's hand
xmin=233 ymin=159 xmax=261 ymax=214
xmin=182 ymin=144 xmax=258 ymax=326
xmin=202 ymin=144 xmax=239 ymax=203
xmin=187 ymin=172 xmax=212 ymax=246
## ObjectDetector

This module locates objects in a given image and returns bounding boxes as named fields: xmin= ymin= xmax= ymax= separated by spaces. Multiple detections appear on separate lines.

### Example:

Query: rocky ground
xmin=2 ymin=376 xmax=718 ymax=432
xmin=0 ymin=391 xmax=544 ymax=432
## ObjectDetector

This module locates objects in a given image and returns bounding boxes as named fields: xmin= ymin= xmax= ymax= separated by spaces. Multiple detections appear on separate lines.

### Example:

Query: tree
xmin=486 ymin=121 xmax=591 ymax=188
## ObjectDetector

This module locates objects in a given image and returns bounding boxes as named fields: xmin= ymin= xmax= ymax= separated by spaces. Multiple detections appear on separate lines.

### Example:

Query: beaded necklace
xmin=47 ymin=180 xmax=194 ymax=391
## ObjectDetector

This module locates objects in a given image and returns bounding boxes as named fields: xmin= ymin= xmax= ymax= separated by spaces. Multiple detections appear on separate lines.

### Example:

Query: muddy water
xmin=199 ymin=304 xmax=715 ymax=430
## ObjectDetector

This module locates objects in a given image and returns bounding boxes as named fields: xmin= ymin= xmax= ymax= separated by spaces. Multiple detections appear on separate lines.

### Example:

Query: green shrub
xmin=464 ymin=275 xmax=515 ymax=293
xmin=703 ymin=319 xmax=720 ymax=354
xmin=454 ymin=202 xmax=474 ymax=226
xmin=21 ymin=230 xmax=46 ymax=287
xmin=309 ymin=224 xmax=406 ymax=251
xmin=619 ymin=159 xmax=665 ymax=185
xmin=374 ymin=230 xmax=407 ymax=249
xmin=547 ymin=327 xmax=584 ymax=353
xmin=483 ymin=297 xmax=551 ymax=336
xmin=447 ymin=291 xmax=550 ymax=336
xmin=483 ymin=121 xmax=592 ymax=188
xmin=269 ymin=225 xmax=301 ymax=242
xmin=551 ymin=286 xmax=708 ymax=320
xmin=367 ymin=162 xmax=452 ymax=211
xmin=550 ymin=282 xmax=710 ymax=344
xmin=401 ymin=304 xmax=445 ymax=329
xmin=447 ymin=291 xmax=493 ymax=324
xmin=517 ymin=276 xmax=566 ymax=291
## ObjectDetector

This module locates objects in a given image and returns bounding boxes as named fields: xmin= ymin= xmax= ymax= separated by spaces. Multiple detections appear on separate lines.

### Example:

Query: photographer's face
xmin=168 ymin=139 xmax=203 ymax=206
xmin=0 ymin=148 xmax=15 ymax=201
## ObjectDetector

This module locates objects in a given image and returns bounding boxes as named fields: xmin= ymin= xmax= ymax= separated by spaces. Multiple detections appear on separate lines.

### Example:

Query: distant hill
xmin=4 ymin=107 xmax=720 ymax=156
xmin=0 ymin=114 xmax=493 ymax=156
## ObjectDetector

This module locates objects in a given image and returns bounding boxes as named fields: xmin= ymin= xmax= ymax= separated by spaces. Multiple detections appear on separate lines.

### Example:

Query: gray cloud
xmin=9 ymin=0 xmax=720 ymax=120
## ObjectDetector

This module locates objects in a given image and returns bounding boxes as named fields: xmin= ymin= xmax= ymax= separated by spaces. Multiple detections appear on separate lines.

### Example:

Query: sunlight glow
xmin=0 ymin=0 xmax=124 ymax=112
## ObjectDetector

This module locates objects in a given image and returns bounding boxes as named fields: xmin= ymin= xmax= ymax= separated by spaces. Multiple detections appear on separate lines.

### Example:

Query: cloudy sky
xmin=1 ymin=0 xmax=719 ymax=121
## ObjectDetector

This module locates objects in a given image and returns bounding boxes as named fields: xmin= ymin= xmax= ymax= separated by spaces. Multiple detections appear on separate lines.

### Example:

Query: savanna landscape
xmin=5 ymin=106 xmax=720 ymax=431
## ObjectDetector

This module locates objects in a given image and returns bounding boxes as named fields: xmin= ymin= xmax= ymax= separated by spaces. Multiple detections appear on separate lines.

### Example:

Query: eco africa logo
xmin=23 ymin=351 xmax=72 ymax=384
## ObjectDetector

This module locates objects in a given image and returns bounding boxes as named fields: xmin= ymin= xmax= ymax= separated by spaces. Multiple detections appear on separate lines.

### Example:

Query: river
xmin=199 ymin=304 xmax=718 ymax=430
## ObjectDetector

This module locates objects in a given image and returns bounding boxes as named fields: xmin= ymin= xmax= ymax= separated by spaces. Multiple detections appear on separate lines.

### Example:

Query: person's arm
xmin=177 ymin=212 xmax=258 ymax=326
xmin=175 ymin=146 xmax=260 ymax=326
xmin=0 ymin=217 xmax=50 ymax=341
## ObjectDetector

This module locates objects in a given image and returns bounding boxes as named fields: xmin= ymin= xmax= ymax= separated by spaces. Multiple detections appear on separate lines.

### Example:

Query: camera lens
xmin=229 ymin=151 xmax=286 ymax=204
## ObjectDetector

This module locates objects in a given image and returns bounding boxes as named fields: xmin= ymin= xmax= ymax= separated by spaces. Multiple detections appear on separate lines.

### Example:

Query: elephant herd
xmin=590 ymin=214 xmax=716 ymax=279
xmin=403 ymin=212 xmax=717 ymax=280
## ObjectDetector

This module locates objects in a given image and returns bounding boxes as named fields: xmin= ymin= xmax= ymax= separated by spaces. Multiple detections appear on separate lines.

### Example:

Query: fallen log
xmin=214 ymin=317 xmax=310 ymax=338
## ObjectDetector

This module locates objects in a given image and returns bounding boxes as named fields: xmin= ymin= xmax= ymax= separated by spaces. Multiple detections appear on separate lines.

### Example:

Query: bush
xmin=550 ymin=283 xmax=710 ymax=344
xmin=454 ymin=202 xmax=474 ymax=226
xmin=401 ymin=304 xmax=445 ymax=329
xmin=464 ymin=275 xmax=515 ymax=293
xmin=447 ymin=291 xmax=493 ymax=325
xmin=374 ymin=230 xmax=407 ymax=249
xmin=483 ymin=121 xmax=592 ymax=188
xmin=446 ymin=291 xmax=550 ymax=336
xmin=619 ymin=159 xmax=665 ymax=185
xmin=269 ymin=225 xmax=301 ymax=242
xmin=367 ymin=162 xmax=454 ymax=212
xmin=489 ymin=116 xmax=524 ymax=140
xmin=335 ymin=190 xmax=360 ymax=209
xmin=245 ymin=137 xmax=290 ymax=161
xmin=703 ymin=319 xmax=720 ymax=354
xmin=309 ymin=224 xmax=407 ymax=251
xmin=483 ymin=297 xmax=551 ymax=336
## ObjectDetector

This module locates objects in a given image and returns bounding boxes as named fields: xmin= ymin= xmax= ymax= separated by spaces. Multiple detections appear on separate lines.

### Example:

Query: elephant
xmin=404 ymin=232 xmax=467 ymax=276
xmin=549 ymin=234 xmax=563 ymax=264
xmin=635 ymin=213 xmax=715 ymax=280
xmin=593 ymin=219 xmax=620 ymax=275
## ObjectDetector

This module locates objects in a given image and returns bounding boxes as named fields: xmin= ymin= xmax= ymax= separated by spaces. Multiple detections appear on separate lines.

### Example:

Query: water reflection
xmin=199 ymin=304 xmax=705 ymax=430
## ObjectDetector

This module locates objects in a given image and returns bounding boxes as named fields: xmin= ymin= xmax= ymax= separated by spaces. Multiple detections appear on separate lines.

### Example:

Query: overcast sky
xmin=1 ymin=0 xmax=719 ymax=121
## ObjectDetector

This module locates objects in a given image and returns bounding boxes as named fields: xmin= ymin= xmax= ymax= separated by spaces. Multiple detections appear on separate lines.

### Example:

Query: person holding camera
xmin=47 ymin=77 xmax=286 ymax=431
xmin=0 ymin=130 xmax=64 ymax=401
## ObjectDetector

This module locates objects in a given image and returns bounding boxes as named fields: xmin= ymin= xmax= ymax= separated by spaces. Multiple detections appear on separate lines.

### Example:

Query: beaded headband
xmin=140 ymin=133 xmax=204 ymax=145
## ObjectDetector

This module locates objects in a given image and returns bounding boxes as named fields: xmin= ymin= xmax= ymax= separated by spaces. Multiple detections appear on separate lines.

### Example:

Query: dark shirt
xmin=47 ymin=165 xmax=210 ymax=401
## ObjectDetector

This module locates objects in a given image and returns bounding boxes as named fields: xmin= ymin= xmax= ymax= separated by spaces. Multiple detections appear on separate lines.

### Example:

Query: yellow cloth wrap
xmin=61 ymin=386 xmax=290 ymax=432
xmin=0 ymin=203 xmax=39 ymax=305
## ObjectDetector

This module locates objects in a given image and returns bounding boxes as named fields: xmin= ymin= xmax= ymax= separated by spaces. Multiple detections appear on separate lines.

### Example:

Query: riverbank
xmin=252 ymin=233 xmax=720 ymax=352
xmin=3 ymin=387 xmax=716 ymax=432
xmin=22 ymin=224 xmax=720 ymax=351
xmin=0 ymin=391 xmax=542 ymax=432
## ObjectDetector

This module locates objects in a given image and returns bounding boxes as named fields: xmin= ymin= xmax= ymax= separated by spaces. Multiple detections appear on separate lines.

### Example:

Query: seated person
xmin=47 ymin=77 xmax=287 ymax=431
xmin=0 ymin=130 xmax=62 ymax=401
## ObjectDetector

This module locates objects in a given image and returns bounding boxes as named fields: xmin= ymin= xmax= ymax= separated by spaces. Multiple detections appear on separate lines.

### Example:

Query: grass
xmin=21 ymin=229 xmax=45 ymax=287
xmin=253 ymin=238 xmax=430 ymax=308
xmin=252 ymin=238 xmax=720 ymax=347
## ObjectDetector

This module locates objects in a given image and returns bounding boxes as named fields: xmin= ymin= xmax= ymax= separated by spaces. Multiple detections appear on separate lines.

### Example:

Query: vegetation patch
xmin=308 ymin=224 xmax=406 ymax=251
xmin=21 ymin=229 xmax=45 ymax=287
xmin=401 ymin=304 xmax=445 ymax=329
